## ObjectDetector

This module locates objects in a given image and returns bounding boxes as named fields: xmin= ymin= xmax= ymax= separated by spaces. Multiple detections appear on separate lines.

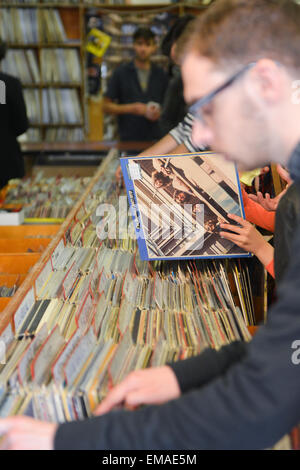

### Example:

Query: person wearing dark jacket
xmin=159 ymin=15 xmax=195 ymax=135
xmin=103 ymin=27 xmax=168 ymax=142
xmin=3 ymin=0 xmax=300 ymax=450
xmin=0 ymin=40 xmax=29 ymax=189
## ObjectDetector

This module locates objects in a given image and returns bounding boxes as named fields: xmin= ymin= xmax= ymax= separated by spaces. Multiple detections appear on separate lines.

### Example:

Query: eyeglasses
xmin=188 ymin=62 xmax=257 ymax=124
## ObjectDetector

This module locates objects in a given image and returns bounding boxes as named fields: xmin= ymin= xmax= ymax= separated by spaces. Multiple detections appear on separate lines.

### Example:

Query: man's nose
xmin=192 ymin=120 xmax=214 ymax=148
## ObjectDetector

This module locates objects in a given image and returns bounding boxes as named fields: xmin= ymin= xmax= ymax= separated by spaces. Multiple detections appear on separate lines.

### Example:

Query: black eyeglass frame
xmin=188 ymin=62 xmax=257 ymax=122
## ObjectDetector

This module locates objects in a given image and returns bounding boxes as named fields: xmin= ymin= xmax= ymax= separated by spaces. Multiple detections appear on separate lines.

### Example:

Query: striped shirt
xmin=169 ymin=112 xmax=206 ymax=152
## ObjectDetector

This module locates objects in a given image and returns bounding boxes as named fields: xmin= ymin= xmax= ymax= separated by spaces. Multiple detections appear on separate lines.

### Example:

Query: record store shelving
xmin=0 ymin=1 xmax=87 ymax=143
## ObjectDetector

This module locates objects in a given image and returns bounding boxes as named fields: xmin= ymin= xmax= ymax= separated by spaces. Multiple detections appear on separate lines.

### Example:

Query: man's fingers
xmin=95 ymin=385 xmax=127 ymax=415
xmin=124 ymin=383 xmax=168 ymax=408
xmin=95 ymin=374 xmax=140 ymax=415
xmin=124 ymin=389 xmax=153 ymax=408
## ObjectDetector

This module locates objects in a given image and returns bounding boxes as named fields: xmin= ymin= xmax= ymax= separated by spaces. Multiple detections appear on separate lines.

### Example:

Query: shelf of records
xmin=0 ymin=149 xmax=269 ymax=429
xmin=1 ymin=171 xmax=92 ymax=223
xmin=23 ymin=88 xmax=83 ymax=126
xmin=2 ymin=49 xmax=82 ymax=86
xmin=0 ymin=8 xmax=74 ymax=45
xmin=0 ymin=4 xmax=86 ymax=142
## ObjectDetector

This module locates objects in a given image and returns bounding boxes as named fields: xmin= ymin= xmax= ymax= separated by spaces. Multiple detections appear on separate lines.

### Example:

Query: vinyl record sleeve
xmin=121 ymin=152 xmax=251 ymax=261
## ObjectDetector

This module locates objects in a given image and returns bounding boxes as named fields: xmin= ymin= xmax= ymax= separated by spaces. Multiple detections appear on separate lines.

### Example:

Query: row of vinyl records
xmin=24 ymin=88 xmax=83 ymax=124
xmin=24 ymin=127 xmax=85 ymax=142
xmin=0 ymin=8 xmax=68 ymax=44
xmin=0 ymin=153 xmax=259 ymax=424
xmin=2 ymin=49 xmax=82 ymax=85
xmin=4 ymin=172 xmax=91 ymax=220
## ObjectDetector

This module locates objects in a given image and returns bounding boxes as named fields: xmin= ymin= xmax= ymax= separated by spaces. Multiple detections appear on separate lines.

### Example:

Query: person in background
xmin=0 ymin=39 xmax=29 ymax=189
xmin=159 ymin=14 xmax=195 ymax=135
xmin=114 ymin=19 xmax=204 ymax=185
xmin=103 ymin=27 xmax=168 ymax=142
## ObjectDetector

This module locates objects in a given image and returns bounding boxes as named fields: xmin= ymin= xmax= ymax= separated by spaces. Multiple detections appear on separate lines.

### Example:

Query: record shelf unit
xmin=0 ymin=1 xmax=86 ymax=143
xmin=0 ymin=148 xmax=271 ymax=430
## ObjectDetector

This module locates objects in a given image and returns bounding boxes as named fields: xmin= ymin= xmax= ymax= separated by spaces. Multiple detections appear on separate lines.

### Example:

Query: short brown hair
xmin=177 ymin=0 xmax=300 ymax=71
xmin=133 ymin=27 xmax=155 ymax=43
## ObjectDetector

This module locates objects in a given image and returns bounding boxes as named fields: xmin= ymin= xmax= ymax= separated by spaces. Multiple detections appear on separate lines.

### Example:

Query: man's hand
xmin=131 ymin=102 xmax=148 ymax=116
xmin=0 ymin=416 xmax=57 ymax=450
xmin=146 ymin=105 xmax=161 ymax=122
xmin=94 ymin=366 xmax=181 ymax=416
xmin=147 ymin=109 xmax=161 ymax=121
xmin=145 ymin=102 xmax=161 ymax=122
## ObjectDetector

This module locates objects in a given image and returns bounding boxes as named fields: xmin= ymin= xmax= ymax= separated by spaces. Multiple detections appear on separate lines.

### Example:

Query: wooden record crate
xmin=0 ymin=225 xmax=60 ymax=314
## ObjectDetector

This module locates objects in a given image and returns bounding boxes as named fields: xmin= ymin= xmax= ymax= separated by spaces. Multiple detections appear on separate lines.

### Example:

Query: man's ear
xmin=251 ymin=59 xmax=285 ymax=104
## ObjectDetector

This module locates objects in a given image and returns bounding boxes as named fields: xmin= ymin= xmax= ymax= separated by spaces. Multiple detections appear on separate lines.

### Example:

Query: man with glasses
xmin=2 ymin=0 xmax=300 ymax=450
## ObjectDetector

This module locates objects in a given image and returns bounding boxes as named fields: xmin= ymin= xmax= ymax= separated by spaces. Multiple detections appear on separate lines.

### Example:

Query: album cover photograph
xmin=121 ymin=152 xmax=251 ymax=261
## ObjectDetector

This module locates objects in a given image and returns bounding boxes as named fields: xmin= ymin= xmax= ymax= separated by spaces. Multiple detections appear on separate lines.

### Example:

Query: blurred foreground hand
xmin=0 ymin=416 xmax=57 ymax=450
xmin=94 ymin=366 xmax=181 ymax=416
